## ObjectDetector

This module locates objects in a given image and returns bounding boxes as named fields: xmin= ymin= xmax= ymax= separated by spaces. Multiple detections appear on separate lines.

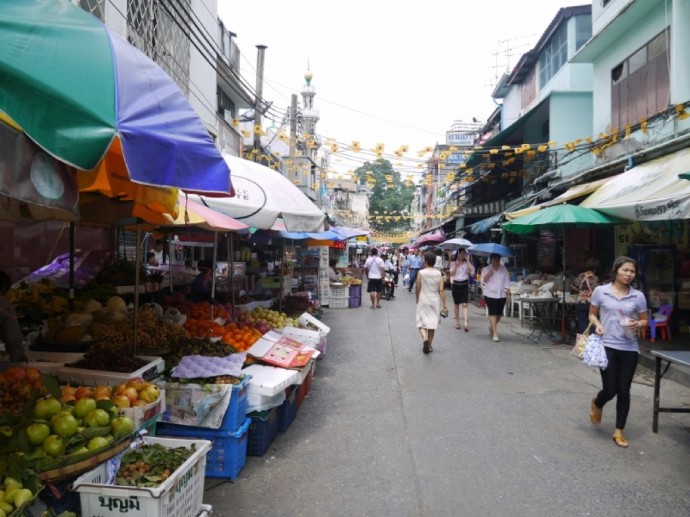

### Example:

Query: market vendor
xmin=0 ymin=271 xmax=28 ymax=362
xmin=190 ymin=259 xmax=214 ymax=301
xmin=328 ymin=259 xmax=340 ymax=283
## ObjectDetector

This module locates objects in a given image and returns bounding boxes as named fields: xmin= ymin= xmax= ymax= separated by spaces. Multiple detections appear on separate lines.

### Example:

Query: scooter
xmin=382 ymin=270 xmax=395 ymax=300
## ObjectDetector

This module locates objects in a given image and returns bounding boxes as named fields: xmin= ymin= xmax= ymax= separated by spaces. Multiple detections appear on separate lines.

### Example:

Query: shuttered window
xmin=611 ymin=30 xmax=670 ymax=130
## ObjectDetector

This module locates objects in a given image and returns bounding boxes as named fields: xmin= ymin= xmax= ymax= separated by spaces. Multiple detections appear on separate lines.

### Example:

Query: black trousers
xmin=595 ymin=347 xmax=639 ymax=429
xmin=575 ymin=302 xmax=590 ymax=334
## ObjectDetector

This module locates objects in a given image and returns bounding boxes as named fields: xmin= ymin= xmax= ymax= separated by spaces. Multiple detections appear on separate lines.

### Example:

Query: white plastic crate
xmin=329 ymin=285 xmax=349 ymax=299
xmin=58 ymin=356 xmax=165 ymax=386
xmin=72 ymin=436 xmax=211 ymax=517
xmin=329 ymin=297 xmax=349 ymax=308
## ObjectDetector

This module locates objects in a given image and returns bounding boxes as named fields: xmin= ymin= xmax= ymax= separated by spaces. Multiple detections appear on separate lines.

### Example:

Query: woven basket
xmin=38 ymin=438 xmax=132 ymax=483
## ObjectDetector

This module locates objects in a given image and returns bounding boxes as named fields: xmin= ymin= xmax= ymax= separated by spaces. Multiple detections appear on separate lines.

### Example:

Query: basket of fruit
xmin=71 ymin=436 xmax=212 ymax=517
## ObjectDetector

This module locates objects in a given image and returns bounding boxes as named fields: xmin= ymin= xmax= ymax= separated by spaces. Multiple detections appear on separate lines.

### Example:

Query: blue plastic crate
xmin=161 ymin=376 xmax=249 ymax=432
xmin=247 ymin=406 xmax=279 ymax=457
xmin=156 ymin=418 xmax=250 ymax=479
xmin=277 ymin=385 xmax=298 ymax=433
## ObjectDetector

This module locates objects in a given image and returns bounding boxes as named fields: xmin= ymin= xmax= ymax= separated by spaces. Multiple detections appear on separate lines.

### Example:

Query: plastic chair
xmin=641 ymin=304 xmax=673 ymax=342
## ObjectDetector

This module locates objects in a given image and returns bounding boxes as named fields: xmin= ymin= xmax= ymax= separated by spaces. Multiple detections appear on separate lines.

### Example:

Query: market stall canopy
xmin=195 ymin=154 xmax=326 ymax=232
xmin=162 ymin=194 xmax=249 ymax=232
xmin=467 ymin=243 xmax=516 ymax=257
xmin=0 ymin=119 xmax=79 ymax=222
xmin=581 ymin=148 xmax=690 ymax=221
xmin=415 ymin=228 xmax=446 ymax=246
xmin=279 ymin=230 xmax=344 ymax=241
xmin=505 ymin=176 xmax=619 ymax=220
xmin=0 ymin=0 xmax=231 ymax=196
xmin=329 ymin=227 xmax=370 ymax=239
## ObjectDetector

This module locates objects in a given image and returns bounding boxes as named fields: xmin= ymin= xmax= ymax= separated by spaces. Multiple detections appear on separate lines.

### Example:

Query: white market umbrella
xmin=440 ymin=238 xmax=473 ymax=250
xmin=196 ymin=154 xmax=326 ymax=232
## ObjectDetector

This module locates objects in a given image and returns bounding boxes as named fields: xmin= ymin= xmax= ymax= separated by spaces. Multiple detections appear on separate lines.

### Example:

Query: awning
xmin=581 ymin=148 xmax=690 ymax=221
xmin=467 ymin=213 xmax=504 ymax=234
xmin=505 ymin=176 xmax=616 ymax=220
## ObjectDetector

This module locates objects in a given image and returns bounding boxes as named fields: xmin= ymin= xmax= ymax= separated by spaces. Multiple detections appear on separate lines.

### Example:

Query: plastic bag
xmin=571 ymin=322 xmax=593 ymax=359
xmin=403 ymin=273 xmax=410 ymax=288
xmin=582 ymin=334 xmax=608 ymax=369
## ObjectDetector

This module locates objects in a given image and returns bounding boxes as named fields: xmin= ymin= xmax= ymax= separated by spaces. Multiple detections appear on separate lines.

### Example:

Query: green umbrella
xmin=502 ymin=203 xmax=628 ymax=234
xmin=503 ymin=204 xmax=629 ymax=342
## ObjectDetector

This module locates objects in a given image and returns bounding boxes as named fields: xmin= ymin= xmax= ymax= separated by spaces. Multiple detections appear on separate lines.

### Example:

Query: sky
xmin=217 ymin=0 xmax=587 ymax=179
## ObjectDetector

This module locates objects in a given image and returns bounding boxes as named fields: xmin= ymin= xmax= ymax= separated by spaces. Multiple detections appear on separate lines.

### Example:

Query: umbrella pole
xmin=210 ymin=232 xmax=218 ymax=320
xmin=229 ymin=234 xmax=235 ymax=322
xmin=560 ymin=228 xmax=567 ymax=344
xmin=133 ymin=221 xmax=142 ymax=355
xmin=68 ymin=222 xmax=75 ymax=312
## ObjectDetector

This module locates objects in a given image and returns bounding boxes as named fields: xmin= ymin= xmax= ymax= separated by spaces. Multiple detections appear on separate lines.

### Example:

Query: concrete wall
xmin=550 ymin=92 xmax=595 ymax=177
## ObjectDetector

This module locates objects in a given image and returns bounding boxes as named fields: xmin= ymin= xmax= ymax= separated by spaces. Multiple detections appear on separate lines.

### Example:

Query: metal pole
xmin=229 ymin=233 xmax=236 ymax=320
xmin=210 ymin=232 xmax=218 ymax=320
xmin=68 ymin=222 xmax=75 ymax=311
xmin=133 ymin=222 xmax=142 ymax=355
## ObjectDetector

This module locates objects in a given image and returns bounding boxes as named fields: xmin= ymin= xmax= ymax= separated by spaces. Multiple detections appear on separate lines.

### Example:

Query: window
xmin=611 ymin=29 xmax=670 ymax=130
xmin=575 ymin=14 xmax=592 ymax=51
xmin=539 ymin=25 xmax=568 ymax=88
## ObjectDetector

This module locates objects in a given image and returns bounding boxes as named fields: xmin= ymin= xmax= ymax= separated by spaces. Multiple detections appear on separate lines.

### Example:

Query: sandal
xmin=422 ymin=340 xmax=430 ymax=354
xmin=612 ymin=434 xmax=629 ymax=448
xmin=590 ymin=399 xmax=602 ymax=426
xmin=464 ymin=324 xmax=469 ymax=332
xmin=455 ymin=321 xmax=461 ymax=330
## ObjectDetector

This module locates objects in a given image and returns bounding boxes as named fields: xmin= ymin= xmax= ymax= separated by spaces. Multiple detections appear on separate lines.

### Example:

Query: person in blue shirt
xmin=407 ymin=250 xmax=424 ymax=293
xmin=588 ymin=256 xmax=648 ymax=448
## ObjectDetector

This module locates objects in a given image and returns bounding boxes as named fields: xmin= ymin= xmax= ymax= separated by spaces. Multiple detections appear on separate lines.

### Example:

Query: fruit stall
xmin=0 ymin=263 xmax=329 ymax=516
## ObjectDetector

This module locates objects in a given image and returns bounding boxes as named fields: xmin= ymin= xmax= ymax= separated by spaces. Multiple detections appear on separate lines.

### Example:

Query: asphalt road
xmin=204 ymin=288 xmax=690 ymax=517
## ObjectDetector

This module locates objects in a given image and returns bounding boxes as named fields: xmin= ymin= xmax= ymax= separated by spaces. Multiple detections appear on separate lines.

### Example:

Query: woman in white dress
xmin=416 ymin=251 xmax=448 ymax=354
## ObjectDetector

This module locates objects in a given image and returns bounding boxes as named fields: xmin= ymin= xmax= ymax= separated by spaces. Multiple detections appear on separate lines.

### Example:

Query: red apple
xmin=74 ymin=387 xmax=93 ymax=400
xmin=123 ymin=387 xmax=139 ymax=404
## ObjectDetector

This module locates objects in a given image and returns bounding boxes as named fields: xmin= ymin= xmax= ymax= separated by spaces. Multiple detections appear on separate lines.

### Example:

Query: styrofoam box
xmin=243 ymin=364 xmax=299 ymax=396
xmin=197 ymin=504 xmax=212 ymax=516
xmin=72 ymin=436 xmax=212 ymax=517
xmin=298 ymin=313 xmax=330 ymax=337
xmin=58 ymin=356 xmax=165 ymax=386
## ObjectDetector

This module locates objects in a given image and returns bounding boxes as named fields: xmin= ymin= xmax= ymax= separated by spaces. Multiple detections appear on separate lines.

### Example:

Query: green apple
xmin=34 ymin=397 xmax=62 ymax=421
xmin=87 ymin=436 xmax=109 ymax=450
xmin=26 ymin=422 xmax=51 ymax=446
xmin=73 ymin=398 xmax=97 ymax=418
xmin=42 ymin=435 xmax=65 ymax=457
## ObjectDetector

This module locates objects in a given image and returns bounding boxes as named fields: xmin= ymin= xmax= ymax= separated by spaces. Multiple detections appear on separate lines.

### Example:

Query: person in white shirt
xmin=364 ymin=248 xmax=385 ymax=309
xmin=481 ymin=253 xmax=512 ymax=342
xmin=449 ymin=249 xmax=475 ymax=331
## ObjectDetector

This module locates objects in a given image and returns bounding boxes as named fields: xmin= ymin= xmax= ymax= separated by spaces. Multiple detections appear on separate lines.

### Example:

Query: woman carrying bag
xmin=588 ymin=256 xmax=648 ymax=448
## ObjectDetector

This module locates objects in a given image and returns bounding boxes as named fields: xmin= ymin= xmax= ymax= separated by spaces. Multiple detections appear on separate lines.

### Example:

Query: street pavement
xmin=205 ymin=287 xmax=690 ymax=516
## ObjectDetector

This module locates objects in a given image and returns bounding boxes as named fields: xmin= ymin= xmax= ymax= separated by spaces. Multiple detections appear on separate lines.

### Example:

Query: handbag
xmin=440 ymin=307 xmax=449 ymax=318
xmin=582 ymin=333 xmax=608 ymax=369
xmin=571 ymin=321 xmax=593 ymax=359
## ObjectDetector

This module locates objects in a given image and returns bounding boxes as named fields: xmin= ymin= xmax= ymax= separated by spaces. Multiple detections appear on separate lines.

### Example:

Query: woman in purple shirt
xmin=588 ymin=256 xmax=648 ymax=448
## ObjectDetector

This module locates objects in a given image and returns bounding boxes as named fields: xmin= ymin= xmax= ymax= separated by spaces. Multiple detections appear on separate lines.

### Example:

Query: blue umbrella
xmin=467 ymin=243 xmax=516 ymax=257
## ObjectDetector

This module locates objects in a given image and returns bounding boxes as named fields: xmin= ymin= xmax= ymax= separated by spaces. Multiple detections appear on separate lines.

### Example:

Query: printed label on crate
xmin=162 ymin=383 xmax=233 ymax=429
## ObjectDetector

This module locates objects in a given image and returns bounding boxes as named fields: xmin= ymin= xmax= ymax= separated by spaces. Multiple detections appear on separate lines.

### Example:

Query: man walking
xmin=364 ymin=248 xmax=385 ymax=309
xmin=408 ymin=249 xmax=423 ymax=293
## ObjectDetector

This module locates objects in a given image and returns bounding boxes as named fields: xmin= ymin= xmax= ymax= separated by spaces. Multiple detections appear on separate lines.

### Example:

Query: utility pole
xmin=253 ymin=45 xmax=267 ymax=156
